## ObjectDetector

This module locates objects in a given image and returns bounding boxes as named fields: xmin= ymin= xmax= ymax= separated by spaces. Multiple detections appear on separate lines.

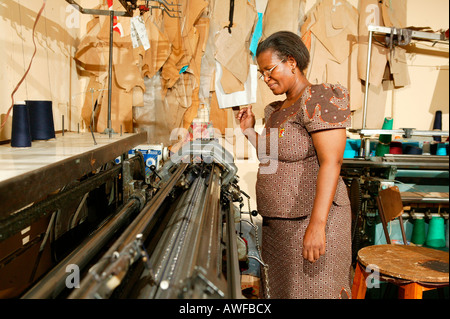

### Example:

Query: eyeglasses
xmin=258 ymin=59 xmax=285 ymax=80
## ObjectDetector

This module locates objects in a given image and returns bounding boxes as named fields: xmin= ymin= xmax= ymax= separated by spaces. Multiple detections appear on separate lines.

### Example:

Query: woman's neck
xmin=284 ymin=75 xmax=311 ymax=107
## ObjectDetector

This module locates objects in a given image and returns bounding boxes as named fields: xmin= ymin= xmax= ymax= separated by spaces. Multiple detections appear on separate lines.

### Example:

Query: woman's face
xmin=256 ymin=49 xmax=293 ymax=95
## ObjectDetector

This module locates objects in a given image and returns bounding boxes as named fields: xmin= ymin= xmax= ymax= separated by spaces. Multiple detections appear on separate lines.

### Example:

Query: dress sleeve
xmin=300 ymin=83 xmax=351 ymax=133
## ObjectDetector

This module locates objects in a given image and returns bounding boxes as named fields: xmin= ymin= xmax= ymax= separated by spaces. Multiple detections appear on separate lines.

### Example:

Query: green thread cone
xmin=376 ymin=117 xmax=393 ymax=157
xmin=411 ymin=218 xmax=426 ymax=246
xmin=426 ymin=217 xmax=446 ymax=248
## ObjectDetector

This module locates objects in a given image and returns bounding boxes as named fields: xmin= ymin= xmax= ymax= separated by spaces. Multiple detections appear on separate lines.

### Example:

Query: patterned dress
xmin=256 ymin=83 xmax=353 ymax=299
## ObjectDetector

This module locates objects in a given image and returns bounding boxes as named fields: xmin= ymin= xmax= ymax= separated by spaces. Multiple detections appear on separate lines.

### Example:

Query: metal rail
xmin=67 ymin=163 xmax=187 ymax=298
xmin=21 ymin=198 xmax=141 ymax=299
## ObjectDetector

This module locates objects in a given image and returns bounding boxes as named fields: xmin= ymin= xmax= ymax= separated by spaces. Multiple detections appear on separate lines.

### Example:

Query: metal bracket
xmin=147 ymin=0 xmax=182 ymax=18
xmin=65 ymin=0 xmax=137 ymax=17
xmin=86 ymin=233 xmax=155 ymax=298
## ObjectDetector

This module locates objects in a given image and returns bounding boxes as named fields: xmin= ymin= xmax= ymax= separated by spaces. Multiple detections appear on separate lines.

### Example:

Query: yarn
xmin=436 ymin=143 xmax=447 ymax=156
xmin=11 ymin=103 xmax=32 ymax=148
xmin=403 ymin=145 xmax=423 ymax=155
xmin=389 ymin=141 xmax=403 ymax=154
xmin=375 ymin=117 xmax=393 ymax=156
xmin=432 ymin=110 xmax=442 ymax=142
xmin=27 ymin=100 xmax=55 ymax=140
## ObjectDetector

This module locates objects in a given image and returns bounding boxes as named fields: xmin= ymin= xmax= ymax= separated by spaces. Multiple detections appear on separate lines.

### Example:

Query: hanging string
xmin=1 ymin=0 xmax=46 ymax=131
xmin=227 ymin=0 xmax=235 ymax=33
xmin=43 ymin=4 xmax=53 ymax=103
xmin=18 ymin=0 xmax=29 ymax=98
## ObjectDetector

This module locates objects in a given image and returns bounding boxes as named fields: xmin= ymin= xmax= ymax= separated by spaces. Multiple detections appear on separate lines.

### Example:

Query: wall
xmin=1 ymin=0 xmax=448 ymax=137
xmin=356 ymin=0 xmax=449 ymax=133
xmin=398 ymin=0 xmax=448 ymax=131
xmin=0 ymin=0 xmax=83 ymax=139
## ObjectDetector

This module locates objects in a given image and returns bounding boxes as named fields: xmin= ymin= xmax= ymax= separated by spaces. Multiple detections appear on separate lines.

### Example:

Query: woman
xmin=237 ymin=31 xmax=352 ymax=299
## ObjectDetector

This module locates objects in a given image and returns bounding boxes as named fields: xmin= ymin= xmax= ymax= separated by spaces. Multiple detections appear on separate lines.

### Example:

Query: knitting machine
xmin=0 ymin=132 xmax=257 ymax=299
xmin=341 ymin=152 xmax=449 ymax=262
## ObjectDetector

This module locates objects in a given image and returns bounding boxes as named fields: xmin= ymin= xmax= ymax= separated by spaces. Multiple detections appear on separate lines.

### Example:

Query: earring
xmin=291 ymin=68 xmax=295 ymax=74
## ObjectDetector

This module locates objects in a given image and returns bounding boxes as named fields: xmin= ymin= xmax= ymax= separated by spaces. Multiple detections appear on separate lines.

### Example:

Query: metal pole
xmin=359 ymin=29 xmax=374 ymax=157
xmin=362 ymin=29 xmax=373 ymax=130
xmin=226 ymin=199 xmax=242 ymax=299
xmin=107 ymin=10 xmax=114 ymax=138
xmin=68 ymin=163 xmax=188 ymax=298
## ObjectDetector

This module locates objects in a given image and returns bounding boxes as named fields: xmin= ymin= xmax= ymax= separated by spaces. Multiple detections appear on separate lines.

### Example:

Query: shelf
xmin=368 ymin=25 xmax=446 ymax=41
xmin=349 ymin=128 xmax=449 ymax=138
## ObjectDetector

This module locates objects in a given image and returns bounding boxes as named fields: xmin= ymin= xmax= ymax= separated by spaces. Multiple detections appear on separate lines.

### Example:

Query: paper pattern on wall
xmin=75 ymin=2 xmax=143 ymax=134
xmin=214 ymin=0 xmax=257 ymax=85
xmin=388 ymin=46 xmax=410 ymax=87
xmin=74 ymin=1 xmax=212 ymax=141
xmin=73 ymin=0 xmax=268 ymax=148
xmin=141 ymin=16 xmax=171 ymax=80
xmin=357 ymin=0 xmax=389 ymax=86
xmin=302 ymin=1 xmax=362 ymax=111
xmin=381 ymin=0 xmax=406 ymax=28
xmin=215 ymin=62 xmax=257 ymax=109
xmin=310 ymin=0 xmax=358 ymax=64
xmin=161 ymin=0 xmax=208 ymax=93
xmin=262 ymin=0 xmax=303 ymax=39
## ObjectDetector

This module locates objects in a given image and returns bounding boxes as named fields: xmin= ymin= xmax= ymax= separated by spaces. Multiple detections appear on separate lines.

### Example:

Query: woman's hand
xmin=302 ymin=222 xmax=326 ymax=263
xmin=236 ymin=105 xmax=256 ymax=134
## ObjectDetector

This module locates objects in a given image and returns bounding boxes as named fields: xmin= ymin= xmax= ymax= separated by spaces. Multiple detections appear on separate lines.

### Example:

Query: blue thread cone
xmin=432 ymin=110 xmax=442 ymax=142
xmin=436 ymin=143 xmax=447 ymax=156
xmin=11 ymin=103 xmax=32 ymax=148
xmin=27 ymin=100 xmax=55 ymax=140
xmin=404 ymin=145 xmax=423 ymax=155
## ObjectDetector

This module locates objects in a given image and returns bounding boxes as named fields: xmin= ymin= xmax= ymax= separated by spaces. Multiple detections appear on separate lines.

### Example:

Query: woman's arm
xmin=302 ymin=128 xmax=347 ymax=263
xmin=236 ymin=105 xmax=259 ymax=149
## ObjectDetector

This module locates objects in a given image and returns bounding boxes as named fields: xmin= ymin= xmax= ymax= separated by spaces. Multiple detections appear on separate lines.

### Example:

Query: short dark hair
xmin=256 ymin=31 xmax=310 ymax=73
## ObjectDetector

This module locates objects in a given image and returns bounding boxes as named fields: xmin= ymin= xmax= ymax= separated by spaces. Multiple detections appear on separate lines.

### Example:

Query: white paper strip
xmin=215 ymin=62 xmax=257 ymax=109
